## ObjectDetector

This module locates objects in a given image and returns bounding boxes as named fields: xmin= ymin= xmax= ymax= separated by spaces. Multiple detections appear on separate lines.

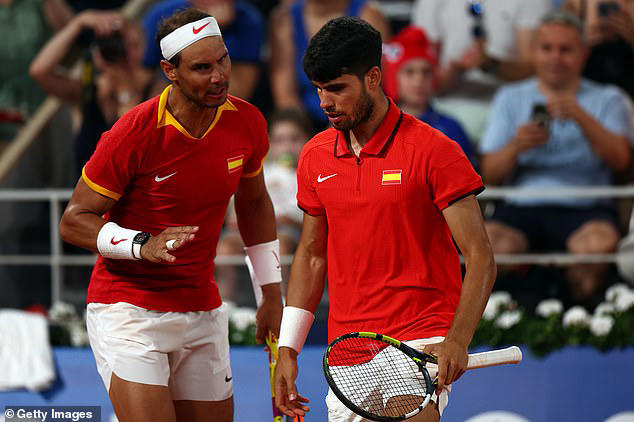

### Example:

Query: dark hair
xmin=268 ymin=108 xmax=314 ymax=137
xmin=303 ymin=16 xmax=383 ymax=83
xmin=156 ymin=8 xmax=212 ymax=67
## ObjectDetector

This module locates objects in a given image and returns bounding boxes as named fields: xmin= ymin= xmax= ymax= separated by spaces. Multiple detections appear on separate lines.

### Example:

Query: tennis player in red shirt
xmin=274 ymin=17 xmax=496 ymax=421
xmin=59 ymin=9 xmax=282 ymax=422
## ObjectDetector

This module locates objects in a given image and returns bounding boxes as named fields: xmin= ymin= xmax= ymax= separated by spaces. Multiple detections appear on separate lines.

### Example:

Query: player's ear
xmin=160 ymin=59 xmax=178 ymax=82
xmin=366 ymin=66 xmax=382 ymax=90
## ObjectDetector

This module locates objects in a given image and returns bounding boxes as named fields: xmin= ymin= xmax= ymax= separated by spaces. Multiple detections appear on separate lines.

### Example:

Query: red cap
xmin=382 ymin=26 xmax=438 ymax=101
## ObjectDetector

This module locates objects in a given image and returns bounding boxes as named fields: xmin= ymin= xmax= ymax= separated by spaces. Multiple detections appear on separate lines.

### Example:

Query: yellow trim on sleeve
xmin=157 ymin=85 xmax=238 ymax=140
xmin=241 ymin=158 xmax=265 ymax=178
xmin=82 ymin=167 xmax=121 ymax=200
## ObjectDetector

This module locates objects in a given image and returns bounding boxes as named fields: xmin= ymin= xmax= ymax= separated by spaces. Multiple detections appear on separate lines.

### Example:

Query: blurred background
xmin=0 ymin=0 xmax=633 ymax=420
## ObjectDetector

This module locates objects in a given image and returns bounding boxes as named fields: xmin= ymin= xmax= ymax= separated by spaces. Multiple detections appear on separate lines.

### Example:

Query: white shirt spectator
xmin=412 ymin=0 xmax=552 ymax=67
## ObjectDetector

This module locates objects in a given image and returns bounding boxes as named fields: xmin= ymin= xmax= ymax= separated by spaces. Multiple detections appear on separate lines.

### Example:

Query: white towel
xmin=0 ymin=309 xmax=56 ymax=391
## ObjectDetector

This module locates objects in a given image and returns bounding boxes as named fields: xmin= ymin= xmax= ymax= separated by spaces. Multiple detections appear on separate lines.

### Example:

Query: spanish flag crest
xmin=382 ymin=169 xmax=402 ymax=185
xmin=227 ymin=155 xmax=244 ymax=174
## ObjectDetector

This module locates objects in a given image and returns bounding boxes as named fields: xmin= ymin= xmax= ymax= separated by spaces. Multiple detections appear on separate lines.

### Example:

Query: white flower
xmin=494 ymin=310 xmax=522 ymax=329
xmin=562 ymin=306 xmax=590 ymax=328
xmin=536 ymin=299 xmax=563 ymax=318
xmin=594 ymin=302 xmax=616 ymax=316
xmin=49 ymin=301 xmax=78 ymax=322
xmin=615 ymin=290 xmax=634 ymax=312
xmin=605 ymin=283 xmax=632 ymax=303
xmin=69 ymin=322 xmax=89 ymax=347
xmin=589 ymin=315 xmax=614 ymax=336
xmin=230 ymin=307 xmax=257 ymax=331
xmin=483 ymin=291 xmax=512 ymax=321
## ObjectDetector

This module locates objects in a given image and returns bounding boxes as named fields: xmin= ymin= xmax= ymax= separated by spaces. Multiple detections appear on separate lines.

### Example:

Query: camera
xmin=93 ymin=32 xmax=127 ymax=63
xmin=531 ymin=104 xmax=551 ymax=131
xmin=468 ymin=1 xmax=485 ymax=39
xmin=598 ymin=1 xmax=620 ymax=17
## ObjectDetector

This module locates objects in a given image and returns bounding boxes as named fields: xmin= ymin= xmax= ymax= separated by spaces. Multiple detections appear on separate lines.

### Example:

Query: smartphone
xmin=468 ymin=1 xmax=485 ymax=39
xmin=531 ymin=104 xmax=551 ymax=131
xmin=598 ymin=1 xmax=620 ymax=18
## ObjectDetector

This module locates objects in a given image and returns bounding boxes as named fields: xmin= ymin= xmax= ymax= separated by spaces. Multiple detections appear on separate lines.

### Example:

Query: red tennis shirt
xmin=83 ymin=85 xmax=268 ymax=312
xmin=297 ymin=99 xmax=484 ymax=343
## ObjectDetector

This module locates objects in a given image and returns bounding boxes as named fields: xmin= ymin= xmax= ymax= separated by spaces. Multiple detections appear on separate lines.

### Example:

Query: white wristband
xmin=244 ymin=239 xmax=282 ymax=286
xmin=278 ymin=306 xmax=315 ymax=354
xmin=96 ymin=222 xmax=141 ymax=260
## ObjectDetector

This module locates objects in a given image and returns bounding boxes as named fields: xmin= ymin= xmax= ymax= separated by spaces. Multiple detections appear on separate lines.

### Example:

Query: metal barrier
xmin=0 ymin=187 xmax=633 ymax=304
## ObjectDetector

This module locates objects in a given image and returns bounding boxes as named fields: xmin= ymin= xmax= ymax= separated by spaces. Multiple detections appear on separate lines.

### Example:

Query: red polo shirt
xmin=83 ymin=85 xmax=268 ymax=312
xmin=297 ymin=99 xmax=484 ymax=343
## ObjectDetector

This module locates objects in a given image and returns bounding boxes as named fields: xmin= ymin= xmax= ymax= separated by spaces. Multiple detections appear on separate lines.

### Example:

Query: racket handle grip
xmin=467 ymin=346 xmax=522 ymax=369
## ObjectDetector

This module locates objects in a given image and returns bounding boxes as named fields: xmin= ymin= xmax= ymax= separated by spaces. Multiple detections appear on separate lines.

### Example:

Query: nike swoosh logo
xmin=110 ymin=237 xmax=127 ymax=245
xmin=272 ymin=251 xmax=281 ymax=270
xmin=154 ymin=172 xmax=177 ymax=182
xmin=317 ymin=173 xmax=337 ymax=183
xmin=225 ymin=376 xmax=232 ymax=382
xmin=193 ymin=22 xmax=210 ymax=34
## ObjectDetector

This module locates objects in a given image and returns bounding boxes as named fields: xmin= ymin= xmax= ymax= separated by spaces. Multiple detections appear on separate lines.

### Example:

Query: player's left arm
xmin=423 ymin=195 xmax=496 ymax=394
xmin=235 ymin=171 xmax=283 ymax=342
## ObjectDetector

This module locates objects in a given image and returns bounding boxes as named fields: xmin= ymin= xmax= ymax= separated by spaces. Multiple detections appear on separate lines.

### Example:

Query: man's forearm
xmin=235 ymin=192 xmax=277 ymax=246
xmin=446 ymin=249 xmax=496 ymax=347
xmin=481 ymin=142 xmax=521 ymax=185
xmin=576 ymin=109 xmax=632 ymax=172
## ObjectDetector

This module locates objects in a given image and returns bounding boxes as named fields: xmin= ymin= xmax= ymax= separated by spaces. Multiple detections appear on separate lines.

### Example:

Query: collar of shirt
xmin=334 ymin=98 xmax=403 ymax=157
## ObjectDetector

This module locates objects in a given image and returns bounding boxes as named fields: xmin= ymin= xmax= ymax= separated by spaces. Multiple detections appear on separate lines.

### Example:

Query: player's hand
xmin=423 ymin=338 xmax=468 ymax=395
xmin=512 ymin=122 xmax=549 ymax=153
xmin=140 ymin=226 xmax=199 ymax=263
xmin=256 ymin=283 xmax=283 ymax=344
xmin=275 ymin=347 xmax=310 ymax=417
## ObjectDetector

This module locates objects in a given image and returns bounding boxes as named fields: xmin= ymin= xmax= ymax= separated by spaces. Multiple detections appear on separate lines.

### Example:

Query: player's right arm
xmin=274 ymin=212 xmax=328 ymax=417
xmin=60 ymin=178 xmax=198 ymax=262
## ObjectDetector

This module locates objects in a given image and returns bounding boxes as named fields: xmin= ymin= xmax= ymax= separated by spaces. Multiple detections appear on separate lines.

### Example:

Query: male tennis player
xmin=274 ymin=17 xmax=496 ymax=421
xmin=59 ymin=9 xmax=283 ymax=422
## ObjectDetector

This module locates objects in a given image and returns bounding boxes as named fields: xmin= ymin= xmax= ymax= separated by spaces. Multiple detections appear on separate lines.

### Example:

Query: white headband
xmin=160 ymin=17 xmax=222 ymax=61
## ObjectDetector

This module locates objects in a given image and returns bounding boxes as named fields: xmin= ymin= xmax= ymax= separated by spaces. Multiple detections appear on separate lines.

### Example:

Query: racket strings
xmin=328 ymin=338 xmax=430 ymax=418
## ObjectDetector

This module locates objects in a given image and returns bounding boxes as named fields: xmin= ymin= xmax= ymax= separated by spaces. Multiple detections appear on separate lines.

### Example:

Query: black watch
xmin=132 ymin=232 xmax=151 ymax=260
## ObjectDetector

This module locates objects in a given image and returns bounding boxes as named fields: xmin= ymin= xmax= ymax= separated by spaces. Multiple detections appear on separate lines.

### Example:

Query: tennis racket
xmin=323 ymin=332 xmax=522 ymax=421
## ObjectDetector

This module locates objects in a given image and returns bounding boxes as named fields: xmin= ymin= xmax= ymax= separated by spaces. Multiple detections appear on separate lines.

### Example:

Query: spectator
xmin=383 ymin=26 xmax=475 ymax=165
xmin=216 ymin=108 xmax=313 ymax=300
xmin=30 ymin=10 xmax=152 ymax=176
xmin=142 ymin=0 xmax=264 ymax=101
xmin=480 ymin=10 xmax=633 ymax=304
xmin=270 ymin=0 xmax=390 ymax=130
xmin=411 ymin=0 xmax=552 ymax=141
xmin=564 ymin=0 xmax=634 ymax=99
xmin=0 ymin=0 xmax=73 ymax=143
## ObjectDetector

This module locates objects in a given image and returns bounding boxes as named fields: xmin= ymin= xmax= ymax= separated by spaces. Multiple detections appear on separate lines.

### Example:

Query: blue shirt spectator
xmin=419 ymin=105 xmax=475 ymax=165
xmin=480 ymin=77 xmax=633 ymax=207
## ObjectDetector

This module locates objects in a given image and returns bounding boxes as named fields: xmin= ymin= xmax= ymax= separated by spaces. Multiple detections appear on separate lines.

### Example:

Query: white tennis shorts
xmin=86 ymin=301 xmax=232 ymax=401
xmin=326 ymin=336 xmax=451 ymax=421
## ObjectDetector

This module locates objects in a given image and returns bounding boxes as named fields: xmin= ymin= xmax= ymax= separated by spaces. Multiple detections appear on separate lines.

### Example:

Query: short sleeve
xmin=83 ymin=112 xmax=144 ymax=200
xmin=479 ymin=87 xmax=517 ymax=154
xmin=517 ymin=0 xmax=551 ymax=29
xmin=598 ymin=89 xmax=634 ymax=143
xmin=296 ymin=147 xmax=325 ymax=216
xmin=428 ymin=133 xmax=484 ymax=211
xmin=242 ymin=107 xmax=269 ymax=177
xmin=411 ymin=0 xmax=443 ymax=42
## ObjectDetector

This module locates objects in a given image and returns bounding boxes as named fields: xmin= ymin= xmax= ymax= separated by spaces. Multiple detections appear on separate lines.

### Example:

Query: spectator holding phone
xmin=480 ymin=10 xmax=633 ymax=304
xmin=564 ymin=0 xmax=634 ymax=99
xmin=30 ymin=10 xmax=152 ymax=175
xmin=410 ymin=0 xmax=552 ymax=142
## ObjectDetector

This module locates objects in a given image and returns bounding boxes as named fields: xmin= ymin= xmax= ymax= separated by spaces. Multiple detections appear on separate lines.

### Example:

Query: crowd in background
xmin=1 ymin=0 xmax=634 ymax=312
